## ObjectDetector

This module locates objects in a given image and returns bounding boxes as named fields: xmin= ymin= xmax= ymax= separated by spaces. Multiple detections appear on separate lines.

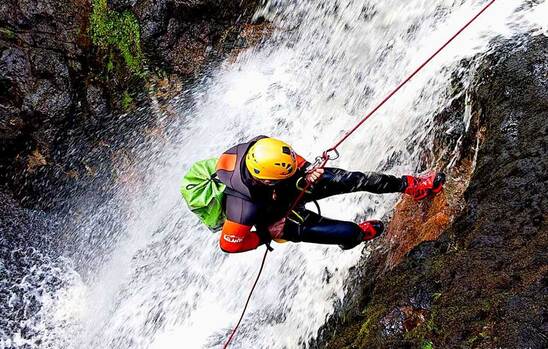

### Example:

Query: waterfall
xmin=2 ymin=1 xmax=545 ymax=348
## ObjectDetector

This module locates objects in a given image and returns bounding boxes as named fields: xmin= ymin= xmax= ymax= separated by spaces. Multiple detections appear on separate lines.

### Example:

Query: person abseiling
xmin=215 ymin=136 xmax=445 ymax=253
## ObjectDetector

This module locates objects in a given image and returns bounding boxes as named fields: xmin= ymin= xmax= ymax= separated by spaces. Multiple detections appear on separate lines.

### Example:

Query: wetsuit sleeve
xmin=219 ymin=195 xmax=265 ymax=253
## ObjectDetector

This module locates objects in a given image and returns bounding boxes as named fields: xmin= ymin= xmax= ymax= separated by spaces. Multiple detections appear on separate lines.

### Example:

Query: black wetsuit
xmin=263 ymin=167 xmax=404 ymax=249
xmin=216 ymin=135 xmax=405 ymax=252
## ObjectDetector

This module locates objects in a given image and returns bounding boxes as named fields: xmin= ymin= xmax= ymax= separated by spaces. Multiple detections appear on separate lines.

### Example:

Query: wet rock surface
xmin=134 ymin=0 xmax=259 ymax=75
xmin=0 ymin=0 xmax=262 ymax=210
xmin=313 ymin=34 xmax=547 ymax=349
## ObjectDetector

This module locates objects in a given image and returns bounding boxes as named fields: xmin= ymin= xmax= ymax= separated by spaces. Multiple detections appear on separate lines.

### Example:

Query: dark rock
xmin=0 ymin=105 xmax=23 ymax=140
xmin=134 ymin=0 xmax=170 ymax=42
xmin=380 ymin=306 xmax=427 ymax=338
xmin=0 ymin=48 xmax=33 ymax=94
xmin=380 ymin=307 xmax=407 ymax=337
xmin=29 ymin=49 xmax=70 ymax=84
xmin=23 ymin=79 xmax=72 ymax=120
xmin=0 ymin=0 xmax=261 ymax=210
xmin=406 ymin=241 xmax=437 ymax=262
xmin=316 ymin=34 xmax=548 ymax=349
xmin=86 ymin=84 xmax=109 ymax=117
xmin=0 ymin=0 xmax=89 ymax=208
xmin=108 ymin=0 xmax=138 ymax=11
xmin=18 ymin=0 xmax=57 ymax=17
xmin=409 ymin=285 xmax=434 ymax=310
xmin=134 ymin=0 xmax=260 ymax=73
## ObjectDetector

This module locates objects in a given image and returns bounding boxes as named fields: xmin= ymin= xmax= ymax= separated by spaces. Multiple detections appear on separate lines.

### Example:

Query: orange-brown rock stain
xmin=226 ymin=22 xmax=274 ymax=63
xmin=383 ymin=98 xmax=485 ymax=268
xmin=385 ymin=156 xmax=480 ymax=268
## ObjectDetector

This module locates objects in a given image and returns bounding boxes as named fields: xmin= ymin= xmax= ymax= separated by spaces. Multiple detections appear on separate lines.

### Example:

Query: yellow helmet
xmin=245 ymin=138 xmax=297 ymax=180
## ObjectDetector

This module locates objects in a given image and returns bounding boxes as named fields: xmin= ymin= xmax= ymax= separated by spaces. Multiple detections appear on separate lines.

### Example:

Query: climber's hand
xmin=268 ymin=218 xmax=286 ymax=240
xmin=306 ymin=168 xmax=324 ymax=184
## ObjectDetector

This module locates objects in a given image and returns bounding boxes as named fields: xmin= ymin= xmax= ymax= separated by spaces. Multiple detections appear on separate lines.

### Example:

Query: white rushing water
xmin=4 ymin=1 xmax=546 ymax=348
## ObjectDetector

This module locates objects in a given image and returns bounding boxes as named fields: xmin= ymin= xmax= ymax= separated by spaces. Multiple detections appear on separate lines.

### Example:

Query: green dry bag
xmin=180 ymin=158 xmax=226 ymax=231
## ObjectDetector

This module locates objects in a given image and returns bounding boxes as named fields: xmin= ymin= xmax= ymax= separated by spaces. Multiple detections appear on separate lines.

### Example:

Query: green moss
xmin=354 ymin=304 xmax=386 ymax=346
xmin=421 ymin=339 xmax=434 ymax=349
xmin=90 ymin=0 xmax=144 ymax=76
xmin=106 ymin=52 xmax=115 ymax=72
xmin=121 ymin=90 xmax=133 ymax=109
xmin=481 ymin=299 xmax=493 ymax=312
xmin=466 ymin=334 xmax=480 ymax=346
xmin=429 ymin=256 xmax=448 ymax=274
xmin=479 ymin=327 xmax=491 ymax=339
xmin=0 ymin=27 xmax=16 ymax=40
xmin=403 ymin=308 xmax=438 ymax=345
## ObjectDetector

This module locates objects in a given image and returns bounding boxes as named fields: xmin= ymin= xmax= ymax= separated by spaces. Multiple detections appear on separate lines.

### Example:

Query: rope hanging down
xmin=223 ymin=0 xmax=497 ymax=347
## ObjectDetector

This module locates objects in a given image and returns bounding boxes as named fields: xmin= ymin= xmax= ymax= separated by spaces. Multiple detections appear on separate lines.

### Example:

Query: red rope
xmin=327 ymin=0 xmax=497 ymax=153
xmin=222 ymin=247 xmax=269 ymax=349
xmin=222 ymin=0 xmax=497 ymax=347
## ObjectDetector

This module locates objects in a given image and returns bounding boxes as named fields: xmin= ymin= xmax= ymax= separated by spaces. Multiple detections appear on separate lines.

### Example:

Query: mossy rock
xmin=121 ymin=90 xmax=133 ymax=110
xmin=90 ymin=0 xmax=144 ymax=76
xmin=0 ymin=27 xmax=16 ymax=40
xmin=421 ymin=339 xmax=434 ymax=349
xmin=354 ymin=304 xmax=386 ymax=346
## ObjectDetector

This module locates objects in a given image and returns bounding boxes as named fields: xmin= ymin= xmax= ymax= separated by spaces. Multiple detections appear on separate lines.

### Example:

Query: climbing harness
xmin=223 ymin=1 xmax=498 ymax=347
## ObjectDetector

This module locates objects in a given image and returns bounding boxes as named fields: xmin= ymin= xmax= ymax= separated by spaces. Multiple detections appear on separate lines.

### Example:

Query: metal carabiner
xmin=323 ymin=148 xmax=340 ymax=161
xmin=308 ymin=147 xmax=339 ymax=172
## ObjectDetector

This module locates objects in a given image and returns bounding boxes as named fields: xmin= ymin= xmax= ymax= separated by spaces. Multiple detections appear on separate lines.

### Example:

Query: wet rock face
xmin=380 ymin=306 xmax=428 ymax=338
xmin=133 ymin=0 xmax=259 ymax=75
xmin=315 ymin=35 xmax=547 ymax=349
xmin=0 ymin=0 xmax=261 ymax=209
xmin=108 ymin=0 xmax=138 ymax=11
xmin=0 ymin=0 xmax=87 ymax=207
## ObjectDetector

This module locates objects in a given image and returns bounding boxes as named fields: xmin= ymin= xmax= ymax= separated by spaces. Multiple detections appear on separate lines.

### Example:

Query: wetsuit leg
xmin=282 ymin=209 xmax=363 ymax=250
xmin=304 ymin=167 xmax=405 ymax=202
xmin=280 ymin=168 xmax=402 ymax=249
